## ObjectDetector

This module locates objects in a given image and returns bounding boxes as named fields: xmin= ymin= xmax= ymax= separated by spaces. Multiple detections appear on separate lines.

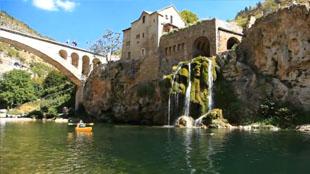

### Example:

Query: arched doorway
xmin=71 ymin=52 xmax=79 ymax=67
xmin=227 ymin=37 xmax=240 ymax=50
xmin=82 ymin=55 xmax=90 ymax=75
xmin=192 ymin=36 xmax=211 ymax=57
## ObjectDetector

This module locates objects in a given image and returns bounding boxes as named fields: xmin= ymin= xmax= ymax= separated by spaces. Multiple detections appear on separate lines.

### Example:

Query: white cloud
xmin=32 ymin=0 xmax=76 ymax=12
xmin=55 ymin=0 xmax=76 ymax=12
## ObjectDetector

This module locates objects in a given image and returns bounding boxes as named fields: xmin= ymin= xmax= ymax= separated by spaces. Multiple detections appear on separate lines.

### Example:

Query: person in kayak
xmin=77 ymin=120 xmax=86 ymax=128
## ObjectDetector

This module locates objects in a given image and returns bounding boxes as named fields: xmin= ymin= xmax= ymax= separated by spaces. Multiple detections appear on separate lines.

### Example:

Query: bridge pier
xmin=75 ymin=84 xmax=84 ymax=111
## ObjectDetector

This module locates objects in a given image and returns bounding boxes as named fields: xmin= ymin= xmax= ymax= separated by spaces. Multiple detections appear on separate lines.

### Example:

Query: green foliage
xmin=30 ymin=62 xmax=52 ymax=79
xmin=0 ymin=70 xmax=37 ymax=108
xmin=257 ymin=98 xmax=310 ymax=128
xmin=180 ymin=10 xmax=199 ymax=25
xmin=38 ymin=70 xmax=75 ymax=117
xmin=257 ymin=99 xmax=308 ymax=128
xmin=137 ymin=82 xmax=156 ymax=98
xmin=40 ymin=93 xmax=73 ymax=117
xmin=43 ymin=70 xmax=73 ymax=96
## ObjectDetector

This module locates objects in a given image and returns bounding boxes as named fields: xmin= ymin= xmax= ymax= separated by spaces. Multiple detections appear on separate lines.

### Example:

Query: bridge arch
xmin=71 ymin=52 xmax=79 ymax=67
xmin=82 ymin=55 xmax=90 ymax=75
xmin=227 ymin=37 xmax=240 ymax=50
xmin=192 ymin=36 xmax=211 ymax=57
xmin=59 ymin=49 xmax=67 ymax=59
xmin=0 ymin=37 xmax=82 ymax=86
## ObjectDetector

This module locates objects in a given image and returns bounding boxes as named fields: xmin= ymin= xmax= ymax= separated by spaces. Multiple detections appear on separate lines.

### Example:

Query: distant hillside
xmin=0 ymin=11 xmax=42 ymax=37
xmin=234 ymin=0 xmax=309 ymax=27
xmin=0 ymin=10 xmax=55 ymax=79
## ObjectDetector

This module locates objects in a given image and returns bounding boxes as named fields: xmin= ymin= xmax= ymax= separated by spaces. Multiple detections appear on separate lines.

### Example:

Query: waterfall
xmin=184 ymin=62 xmax=191 ymax=116
xmin=167 ymin=66 xmax=181 ymax=125
xmin=194 ymin=58 xmax=214 ymax=127
xmin=207 ymin=59 xmax=213 ymax=111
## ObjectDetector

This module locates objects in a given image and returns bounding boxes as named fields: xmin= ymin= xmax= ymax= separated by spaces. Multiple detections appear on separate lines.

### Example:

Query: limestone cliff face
xmin=217 ymin=5 xmax=310 ymax=124
xmin=83 ymin=60 xmax=167 ymax=124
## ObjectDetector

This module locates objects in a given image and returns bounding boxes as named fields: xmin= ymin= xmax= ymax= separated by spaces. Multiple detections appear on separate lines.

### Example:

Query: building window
xmin=153 ymin=19 xmax=155 ymax=23
xmin=168 ymin=47 xmax=172 ymax=55
xmin=165 ymin=48 xmax=168 ymax=55
xmin=142 ymin=33 xmax=144 ymax=38
xmin=170 ymin=16 xmax=173 ymax=24
xmin=126 ymin=41 xmax=130 ymax=47
xmin=128 ymin=52 xmax=131 ymax=59
xmin=173 ymin=45 xmax=176 ymax=52
xmin=181 ymin=43 xmax=185 ymax=49
xmin=141 ymin=48 xmax=145 ymax=56
xmin=165 ymin=15 xmax=168 ymax=20
xmin=136 ymin=34 xmax=140 ymax=39
xmin=142 ymin=16 xmax=146 ymax=23
xmin=177 ymin=44 xmax=181 ymax=51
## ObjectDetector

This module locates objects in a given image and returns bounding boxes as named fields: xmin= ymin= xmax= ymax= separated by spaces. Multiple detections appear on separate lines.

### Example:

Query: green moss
xmin=179 ymin=67 xmax=189 ymax=78
xmin=166 ymin=56 xmax=218 ymax=117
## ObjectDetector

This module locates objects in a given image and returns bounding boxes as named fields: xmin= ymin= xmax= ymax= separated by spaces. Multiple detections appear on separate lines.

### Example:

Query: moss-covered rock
xmin=165 ymin=56 xmax=218 ymax=118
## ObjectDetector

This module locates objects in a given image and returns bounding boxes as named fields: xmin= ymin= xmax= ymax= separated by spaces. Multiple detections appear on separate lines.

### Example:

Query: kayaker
xmin=77 ymin=120 xmax=86 ymax=128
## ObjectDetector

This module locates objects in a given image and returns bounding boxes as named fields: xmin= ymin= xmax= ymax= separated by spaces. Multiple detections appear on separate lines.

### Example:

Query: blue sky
xmin=1 ymin=0 xmax=261 ymax=49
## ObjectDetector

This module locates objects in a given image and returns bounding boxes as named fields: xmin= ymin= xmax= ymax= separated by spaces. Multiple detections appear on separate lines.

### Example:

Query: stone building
xmin=121 ymin=6 xmax=186 ymax=60
xmin=121 ymin=5 xmax=243 ymax=73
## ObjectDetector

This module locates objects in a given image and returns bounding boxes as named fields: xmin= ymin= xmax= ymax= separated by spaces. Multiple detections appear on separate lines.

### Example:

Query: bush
xmin=258 ymin=99 xmax=306 ymax=128
xmin=0 ymin=70 xmax=37 ymax=108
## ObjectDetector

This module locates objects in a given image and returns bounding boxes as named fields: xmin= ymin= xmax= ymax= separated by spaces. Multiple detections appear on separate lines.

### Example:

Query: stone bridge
xmin=0 ymin=27 xmax=108 ymax=109
xmin=0 ymin=27 xmax=106 ymax=86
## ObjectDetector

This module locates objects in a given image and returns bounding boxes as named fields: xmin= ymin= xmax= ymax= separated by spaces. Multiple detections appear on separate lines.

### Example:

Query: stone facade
xmin=122 ymin=6 xmax=243 ymax=68
xmin=121 ymin=6 xmax=186 ymax=60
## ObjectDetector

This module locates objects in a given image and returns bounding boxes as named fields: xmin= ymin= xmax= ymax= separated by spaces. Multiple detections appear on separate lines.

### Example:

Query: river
xmin=0 ymin=121 xmax=310 ymax=174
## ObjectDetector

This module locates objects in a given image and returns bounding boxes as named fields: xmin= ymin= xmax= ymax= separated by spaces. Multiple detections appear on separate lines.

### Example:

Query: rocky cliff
xmin=217 ymin=5 xmax=309 ymax=126
xmin=83 ymin=5 xmax=309 ymax=126
xmin=83 ymin=60 xmax=167 ymax=124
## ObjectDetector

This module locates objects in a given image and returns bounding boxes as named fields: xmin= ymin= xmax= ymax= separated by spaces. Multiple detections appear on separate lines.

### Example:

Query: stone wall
xmin=158 ymin=19 xmax=242 ymax=76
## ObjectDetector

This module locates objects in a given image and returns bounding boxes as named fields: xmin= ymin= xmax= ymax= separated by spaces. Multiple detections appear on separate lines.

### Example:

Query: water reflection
xmin=177 ymin=128 xmax=231 ymax=174
xmin=64 ymin=131 xmax=94 ymax=173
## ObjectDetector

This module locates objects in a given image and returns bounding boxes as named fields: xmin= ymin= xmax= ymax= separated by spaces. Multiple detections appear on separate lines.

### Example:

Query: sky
xmin=0 ymin=0 xmax=261 ymax=49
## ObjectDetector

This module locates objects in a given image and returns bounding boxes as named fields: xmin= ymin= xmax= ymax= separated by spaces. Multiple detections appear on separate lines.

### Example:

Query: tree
xmin=90 ymin=30 xmax=121 ymax=62
xmin=40 ymin=70 xmax=75 ymax=117
xmin=0 ymin=70 xmax=37 ymax=108
xmin=180 ymin=10 xmax=199 ymax=25
xmin=42 ymin=70 xmax=74 ymax=96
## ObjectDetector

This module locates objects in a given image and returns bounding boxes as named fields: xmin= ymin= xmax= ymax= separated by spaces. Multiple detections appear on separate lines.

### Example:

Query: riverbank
xmin=0 ymin=117 xmax=68 ymax=124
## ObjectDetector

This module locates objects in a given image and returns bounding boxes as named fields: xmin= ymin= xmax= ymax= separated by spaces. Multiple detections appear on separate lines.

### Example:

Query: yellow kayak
xmin=75 ymin=127 xmax=92 ymax=132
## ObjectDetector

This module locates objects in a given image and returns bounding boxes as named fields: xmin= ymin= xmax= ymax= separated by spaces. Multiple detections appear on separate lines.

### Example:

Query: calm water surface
xmin=0 ymin=121 xmax=310 ymax=174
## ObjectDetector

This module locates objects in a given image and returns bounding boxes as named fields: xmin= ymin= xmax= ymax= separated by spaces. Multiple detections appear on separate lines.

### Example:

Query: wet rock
xmin=296 ymin=124 xmax=310 ymax=133
xmin=175 ymin=116 xmax=194 ymax=128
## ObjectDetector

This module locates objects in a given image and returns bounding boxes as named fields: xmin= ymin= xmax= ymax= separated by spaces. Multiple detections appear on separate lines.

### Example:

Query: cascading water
xmin=184 ymin=62 xmax=192 ymax=116
xmin=207 ymin=58 xmax=213 ymax=110
xmin=167 ymin=66 xmax=181 ymax=125
xmin=194 ymin=58 xmax=214 ymax=127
